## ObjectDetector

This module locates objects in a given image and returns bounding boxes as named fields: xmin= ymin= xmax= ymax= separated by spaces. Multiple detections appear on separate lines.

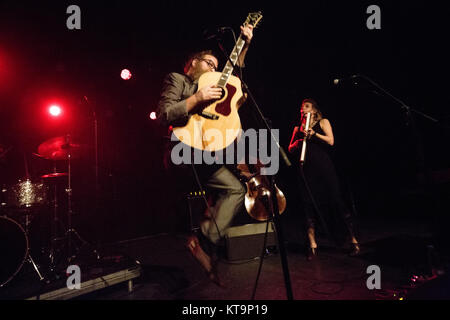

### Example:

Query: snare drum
xmin=0 ymin=215 xmax=29 ymax=288
xmin=6 ymin=179 xmax=48 ymax=208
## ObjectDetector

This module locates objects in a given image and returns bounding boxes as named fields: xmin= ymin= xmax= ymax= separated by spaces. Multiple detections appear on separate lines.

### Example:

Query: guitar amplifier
xmin=224 ymin=222 xmax=277 ymax=261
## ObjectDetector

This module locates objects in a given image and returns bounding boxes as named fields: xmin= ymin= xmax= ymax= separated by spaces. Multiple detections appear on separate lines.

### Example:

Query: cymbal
xmin=41 ymin=172 xmax=68 ymax=179
xmin=37 ymin=136 xmax=84 ymax=160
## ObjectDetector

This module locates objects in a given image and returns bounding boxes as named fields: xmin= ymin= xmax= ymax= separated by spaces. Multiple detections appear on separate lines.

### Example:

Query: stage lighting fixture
xmin=121 ymin=69 xmax=132 ymax=80
xmin=49 ymin=105 xmax=62 ymax=116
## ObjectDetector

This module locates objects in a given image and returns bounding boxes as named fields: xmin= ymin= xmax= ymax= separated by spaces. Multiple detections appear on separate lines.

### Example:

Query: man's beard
xmin=192 ymin=66 xmax=211 ymax=81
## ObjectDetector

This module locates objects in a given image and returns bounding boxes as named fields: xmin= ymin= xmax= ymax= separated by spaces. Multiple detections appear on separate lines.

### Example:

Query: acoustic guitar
xmin=172 ymin=11 xmax=263 ymax=151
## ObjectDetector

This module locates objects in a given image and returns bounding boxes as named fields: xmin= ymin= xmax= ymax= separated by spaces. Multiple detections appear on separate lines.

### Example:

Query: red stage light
xmin=149 ymin=111 xmax=157 ymax=120
xmin=49 ymin=105 xmax=62 ymax=116
xmin=121 ymin=69 xmax=132 ymax=80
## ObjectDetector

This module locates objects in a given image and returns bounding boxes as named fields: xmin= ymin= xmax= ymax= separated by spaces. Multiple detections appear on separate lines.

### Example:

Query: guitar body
xmin=172 ymin=12 xmax=262 ymax=151
xmin=172 ymin=72 xmax=245 ymax=151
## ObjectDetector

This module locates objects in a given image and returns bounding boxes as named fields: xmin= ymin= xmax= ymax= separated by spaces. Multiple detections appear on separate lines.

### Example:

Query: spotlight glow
xmin=49 ymin=105 xmax=62 ymax=116
xmin=149 ymin=111 xmax=157 ymax=120
xmin=121 ymin=69 xmax=132 ymax=80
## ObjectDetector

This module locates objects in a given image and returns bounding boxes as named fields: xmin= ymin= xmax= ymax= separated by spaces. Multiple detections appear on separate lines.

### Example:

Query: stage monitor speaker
xmin=224 ymin=222 xmax=277 ymax=261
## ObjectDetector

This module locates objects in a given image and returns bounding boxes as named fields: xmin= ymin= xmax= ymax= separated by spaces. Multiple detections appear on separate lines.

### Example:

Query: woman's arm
xmin=308 ymin=118 xmax=334 ymax=146
xmin=288 ymin=126 xmax=302 ymax=153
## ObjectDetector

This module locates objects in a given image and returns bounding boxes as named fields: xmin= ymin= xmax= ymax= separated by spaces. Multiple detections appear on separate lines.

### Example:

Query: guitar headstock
xmin=244 ymin=11 xmax=263 ymax=29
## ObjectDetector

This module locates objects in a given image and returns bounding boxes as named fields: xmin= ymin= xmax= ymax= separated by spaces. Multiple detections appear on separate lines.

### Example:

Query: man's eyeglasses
xmin=198 ymin=58 xmax=217 ymax=71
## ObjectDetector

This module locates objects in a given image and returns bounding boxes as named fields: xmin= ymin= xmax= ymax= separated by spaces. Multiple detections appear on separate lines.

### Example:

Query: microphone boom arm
xmin=356 ymin=74 xmax=439 ymax=123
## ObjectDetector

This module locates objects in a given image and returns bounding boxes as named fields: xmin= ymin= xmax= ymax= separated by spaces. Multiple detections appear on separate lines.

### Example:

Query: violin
xmin=236 ymin=161 xmax=286 ymax=222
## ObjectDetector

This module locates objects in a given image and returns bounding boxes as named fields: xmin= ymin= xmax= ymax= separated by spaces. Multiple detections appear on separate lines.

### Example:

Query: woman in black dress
xmin=288 ymin=99 xmax=360 ymax=260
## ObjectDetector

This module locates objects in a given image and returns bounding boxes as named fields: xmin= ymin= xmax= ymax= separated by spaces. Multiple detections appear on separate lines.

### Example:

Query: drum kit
xmin=1 ymin=135 xmax=94 ymax=288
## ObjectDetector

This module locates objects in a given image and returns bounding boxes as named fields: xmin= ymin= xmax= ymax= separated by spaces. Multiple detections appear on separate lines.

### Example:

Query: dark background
xmin=1 ymin=1 xmax=449 ymax=245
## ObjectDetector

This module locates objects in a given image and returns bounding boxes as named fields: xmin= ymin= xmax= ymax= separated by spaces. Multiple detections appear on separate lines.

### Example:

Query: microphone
xmin=203 ymin=27 xmax=230 ymax=40
xmin=333 ymin=74 xmax=359 ymax=85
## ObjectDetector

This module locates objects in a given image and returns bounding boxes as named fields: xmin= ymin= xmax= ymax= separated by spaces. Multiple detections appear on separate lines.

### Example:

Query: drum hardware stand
xmin=23 ymin=207 xmax=46 ymax=283
xmin=47 ymin=162 xmax=67 ymax=272
xmin=61 ymin=135 xmax=97 ymax=264
xmin=36 ymin=134 xmax=100 ymax=278
xmin=21 ymin=152 xmax=46 ymax=282
xmin=44 ymin=138 xmax=91 ymax=273
xmin=0 ymin=215 xmax=45 ymax=288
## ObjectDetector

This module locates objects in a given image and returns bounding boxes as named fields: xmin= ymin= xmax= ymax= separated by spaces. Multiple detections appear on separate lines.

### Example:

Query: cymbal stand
xmin=64 ymin=135 xmax=89 ymax=264
xmin=20 ymin=152 xmax=45 ymax=282
xmin=23 ymin=207 xmax=45 ymax=282
xmin=48 ymin=162 xmax=66 ymax=271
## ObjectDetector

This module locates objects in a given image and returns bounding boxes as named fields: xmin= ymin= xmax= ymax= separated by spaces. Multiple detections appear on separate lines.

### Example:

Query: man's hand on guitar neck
xmin=240 ymin=24 xmax=254 ymax=45
xmin=237 ymin=24 xmax=254 ymax=67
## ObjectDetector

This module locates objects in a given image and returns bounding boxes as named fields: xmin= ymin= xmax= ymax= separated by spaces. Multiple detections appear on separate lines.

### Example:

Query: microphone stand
xmin=215 ymin=36 xmax=294 ymax=300
xmin=352 ymin=75 xmax=450 ymax=265
xmin=354 ymin=74 xmax=444 ymax=178
xmin=82 ymin=96 xmax=101 ymax=260
xmin=84 ymin=96 xmax=100 ymax=195
xmin=355 ymin=74 xmax=440 ymax=124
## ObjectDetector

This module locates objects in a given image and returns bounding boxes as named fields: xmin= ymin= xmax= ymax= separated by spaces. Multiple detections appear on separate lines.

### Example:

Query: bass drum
xmin=0 ymin=216 xmax=29 ymax=288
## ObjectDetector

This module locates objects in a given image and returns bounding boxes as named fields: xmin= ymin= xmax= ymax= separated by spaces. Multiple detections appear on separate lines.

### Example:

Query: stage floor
xmin=1 ymin=214 xmax=448 ymax=300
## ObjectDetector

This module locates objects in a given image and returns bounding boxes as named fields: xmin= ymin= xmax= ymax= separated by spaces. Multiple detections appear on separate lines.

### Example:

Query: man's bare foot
xmin=208 ymin=267 xmax=225 ymax=287
xmin=186 ymin=235 xmax=225 ymax=287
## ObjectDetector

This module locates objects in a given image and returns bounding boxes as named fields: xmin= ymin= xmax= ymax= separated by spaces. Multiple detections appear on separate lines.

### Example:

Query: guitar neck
xmin=217 ymin=36 xmax=246 ymax=87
